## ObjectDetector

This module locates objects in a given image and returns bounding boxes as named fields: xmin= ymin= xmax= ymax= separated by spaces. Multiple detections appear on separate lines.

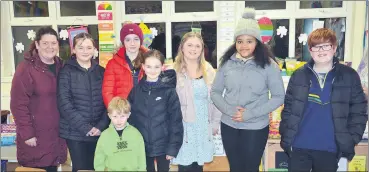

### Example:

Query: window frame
xmin=297 ymin=0 xmax=348 ymax=12
xmin=9 ymin=1 xmax=57 ymax=25
xmin=2 ymin=1 xmax=355 ymax=77
xmin=236 ymin=1 xmax=353 ymax=62
xmin=55 ymin=1 xmax=98 ymax=24
xmin=5 ymin=1 xmax=100 ymax=76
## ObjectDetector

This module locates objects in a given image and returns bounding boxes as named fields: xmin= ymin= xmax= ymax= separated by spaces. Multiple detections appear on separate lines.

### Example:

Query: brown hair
xmin=113 ymin=46 xmax=145 ymax=69
xmin=73 ymin=32 xmax=96 ymax=48
xmin=133 ymin=51 xmax=145 ymax=69
xmin=308 ymin=28 xmax=337 ymax=48
xmin=143 ymin=50 xmax=165 ymax=65
xmin=28 ymin=26 xmax=58 ymax=54
xmin=107 ymin=97 xmax=131 ymax=115
xmin=173 ymin=32 xmax=210 ymax=84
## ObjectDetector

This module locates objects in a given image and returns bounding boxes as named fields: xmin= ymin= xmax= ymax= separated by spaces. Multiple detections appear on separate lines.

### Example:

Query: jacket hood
xmin=140 ymin=69 xmax=177 ymax=91
xmin=65 ymin=55 xmax=99 ymax=72
xmin=24 ymin=50 xmax=62 ymax=69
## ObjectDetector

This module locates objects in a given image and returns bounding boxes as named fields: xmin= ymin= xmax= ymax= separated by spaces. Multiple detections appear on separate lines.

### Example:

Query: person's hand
xmin=25 ymin=137 xmax=37 ymax=147
xmin=166 ymin=155 xmax=174 ymax=160
xmin=212 ymin=127 xmax=219 ymax=135
xmin=87 ymin=127 xmax=101 ymax=136
xmin=91 ymin=127 xmax=101 ymax=136
xmin=232 ymin=106 xmax=245 ymax=122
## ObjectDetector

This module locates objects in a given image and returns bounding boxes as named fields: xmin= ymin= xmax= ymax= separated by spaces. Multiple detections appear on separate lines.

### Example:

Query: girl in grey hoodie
xmin=210 ymin=7 xmax=285 ymax=172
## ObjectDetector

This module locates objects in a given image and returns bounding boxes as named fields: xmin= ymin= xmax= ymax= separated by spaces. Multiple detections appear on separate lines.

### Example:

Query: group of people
xmin=10 ymin=7 xmax=367 ymax=172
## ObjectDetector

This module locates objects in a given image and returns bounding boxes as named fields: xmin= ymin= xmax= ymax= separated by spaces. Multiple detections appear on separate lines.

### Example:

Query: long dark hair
xmin=28 ymin=26 xmax=58 ymax=54
xmin=220 ymin=39 xmax=277 ymax=68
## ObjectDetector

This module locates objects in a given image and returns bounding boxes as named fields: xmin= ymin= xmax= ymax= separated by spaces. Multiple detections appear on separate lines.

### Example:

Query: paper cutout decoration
xmin=67 ymin=27 xmax=89 ymax=54
xmin=150 ymin=27 xmax=158 ymax=38
xmin=298 ymin=33 xmax=308 ymax=45
xmin=15 ymin=42 xmax=24 ymax=53
xmin=258 ymin=17 xmax=273 ymax=43
xmin=139 ymin=22 xmax=153 ymax=48
xmin=97 ymin=3 xmax=112 ymax=10
xmin=94 ymin=49 xmax=99 ymax=59
xmin=27 ymin=30 xmax=36 ymax=40
xmin=59 ymin=29 xmax=69 ymax=40
xmin=276 ymin=26 xmax=288 ymax=38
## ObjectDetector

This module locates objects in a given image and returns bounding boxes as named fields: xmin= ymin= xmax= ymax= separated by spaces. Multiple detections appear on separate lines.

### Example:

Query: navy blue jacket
xmin=128 ymin=69 xmax=183 ymax=157
xmin=280 ymin=58 xmax=368 ymax=160
xmin=58 ymin=57 xmax=109 ymax=142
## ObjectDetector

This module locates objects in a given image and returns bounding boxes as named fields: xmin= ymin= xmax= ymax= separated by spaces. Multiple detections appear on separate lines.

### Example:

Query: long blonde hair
xmin=173 ymin=32 xmax=210 ymax=84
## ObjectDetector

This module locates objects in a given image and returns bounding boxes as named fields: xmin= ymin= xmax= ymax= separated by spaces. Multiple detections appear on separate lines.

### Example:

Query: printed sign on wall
xmin=96 ymin=1 xmax=115 ymax=68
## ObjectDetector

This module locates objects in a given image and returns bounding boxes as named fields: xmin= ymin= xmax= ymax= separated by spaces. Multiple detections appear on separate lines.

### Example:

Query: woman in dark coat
xmin=10 ymin=26 xmax=67 ymax=172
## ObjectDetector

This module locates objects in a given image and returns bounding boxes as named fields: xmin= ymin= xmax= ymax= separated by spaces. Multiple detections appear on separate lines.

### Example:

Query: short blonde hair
xmin=107 ymin=97 xmax=131 ymax=115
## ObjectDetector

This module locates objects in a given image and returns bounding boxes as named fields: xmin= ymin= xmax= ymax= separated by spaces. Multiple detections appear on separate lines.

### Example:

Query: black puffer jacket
xmin=279 ymin=58 xmax=368 ymax=160
xmin=58 ymin=57 xmax=110 ymax=142
xmin=128 ymin=69 xmax=183 ymax=157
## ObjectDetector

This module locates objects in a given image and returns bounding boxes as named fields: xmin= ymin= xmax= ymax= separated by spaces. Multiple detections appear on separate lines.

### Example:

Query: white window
xmin=1 ymin=1 xmax=358 ymax=76
xmin=2 ymin=1 xmax=100 ymax=76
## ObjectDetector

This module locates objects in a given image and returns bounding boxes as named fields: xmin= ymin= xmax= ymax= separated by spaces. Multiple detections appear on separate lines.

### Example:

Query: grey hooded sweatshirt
xmin=210 ymin=54 xmax=285 ymax=130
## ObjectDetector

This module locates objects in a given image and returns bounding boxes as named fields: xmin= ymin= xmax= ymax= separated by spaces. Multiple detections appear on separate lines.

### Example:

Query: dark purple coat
xmin=10 ymin=51 xmax=67 ymax=167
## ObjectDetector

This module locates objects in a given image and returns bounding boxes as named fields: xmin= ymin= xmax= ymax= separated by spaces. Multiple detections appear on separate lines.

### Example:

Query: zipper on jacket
xmin=307 ymin=64 xmax=336 ymax=91
xmin=145 ymin=91 xmax=152 ymax=146
xmin=330 ymin=76 xmax=341 ymax=159
xmin=88 ymin=71 xmax=94 ymax=120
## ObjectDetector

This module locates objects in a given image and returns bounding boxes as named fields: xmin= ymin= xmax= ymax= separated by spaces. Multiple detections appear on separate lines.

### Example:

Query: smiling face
xmin=143 ymin=56 xmax=163 ymax=82
xmin=182 ymin=37 xmax=203 ymax=61
xmin=235 ymin=35 xmax=257 ymax=58
xmin=307 ymin=28 xmax=338 ymax=65
xmin=309 ymin=42 xmax=337 ymax=65
xmin=73 ymin=38 xmax=95 ymax=63
xmin=35 ymin=34 xmax=59 ymax=61
xmin=123 ymin=34 xmax=140 ymax=54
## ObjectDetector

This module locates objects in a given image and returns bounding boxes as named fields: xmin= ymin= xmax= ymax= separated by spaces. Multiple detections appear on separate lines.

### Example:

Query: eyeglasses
xmin=310 ymin=44 xmax=333 ymax=52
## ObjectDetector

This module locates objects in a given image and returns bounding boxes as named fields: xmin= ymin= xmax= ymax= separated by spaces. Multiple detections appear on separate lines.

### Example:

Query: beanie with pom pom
xmin=234 ymin=7 xmax=262 ymax=42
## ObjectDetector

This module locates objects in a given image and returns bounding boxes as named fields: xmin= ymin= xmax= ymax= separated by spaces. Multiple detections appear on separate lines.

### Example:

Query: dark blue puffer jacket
xmin=128 ymin=69 xmax=183 ymax=157
xmin=58 ymin=57 xmax=110 ymax=142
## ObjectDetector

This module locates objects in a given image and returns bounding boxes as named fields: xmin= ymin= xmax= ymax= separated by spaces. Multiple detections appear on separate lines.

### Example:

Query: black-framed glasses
xmin=310 ymin=44 xmax=333 ymax=52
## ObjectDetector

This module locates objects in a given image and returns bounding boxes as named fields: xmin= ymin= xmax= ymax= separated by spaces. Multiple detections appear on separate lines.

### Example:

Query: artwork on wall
xmin=67 ymin=26 xmax=89 ymax=54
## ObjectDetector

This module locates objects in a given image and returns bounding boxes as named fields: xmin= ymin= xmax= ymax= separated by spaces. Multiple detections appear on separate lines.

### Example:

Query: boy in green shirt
xmin=94 ymin=97 xmax=146 ymax=171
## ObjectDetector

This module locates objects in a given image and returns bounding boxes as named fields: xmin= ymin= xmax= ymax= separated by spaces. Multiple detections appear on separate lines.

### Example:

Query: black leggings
xmin=221 ymin=123 xmax=269 ymax=172
xmin=66 ymin=139 xmax=97 ymax=172
xmin=146 ymin=155 xmax=170 ymax=172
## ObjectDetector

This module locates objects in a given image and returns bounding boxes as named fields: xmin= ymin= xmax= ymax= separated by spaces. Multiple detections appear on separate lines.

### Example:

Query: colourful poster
xmin=99 ymin=52 xmax=113 ymax=68
xmin=67 ymin=27 xmax=88 ymax=54
xmin=97 ymin=1 xmax=115 ymax=68
xmin=99 ymin=44 xmax=115 ymax=52
xmin=98 ymin=23 xmax=114 ymax=31
xmin=98 ymin=12 xmax=113 ymax=20
xmin=99 ymin=32 xmax=115 ymax=42
xmin=97 ymin=2 xmax=113 ymax=10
